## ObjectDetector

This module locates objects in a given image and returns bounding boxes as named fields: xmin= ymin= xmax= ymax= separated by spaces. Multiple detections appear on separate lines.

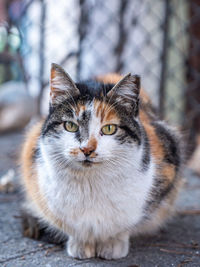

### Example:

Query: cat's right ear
xmin=50 ymin=63 xmax=79 ymax=105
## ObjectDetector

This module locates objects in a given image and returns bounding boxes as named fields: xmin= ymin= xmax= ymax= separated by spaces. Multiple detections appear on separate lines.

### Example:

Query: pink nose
xmin=80 ymin=146 xmax=95 ymax=156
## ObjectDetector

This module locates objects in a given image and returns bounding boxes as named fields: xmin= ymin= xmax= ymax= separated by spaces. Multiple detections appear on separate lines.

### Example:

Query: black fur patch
xmin=21 ymin=208 xmax=66 ymax=244
xmin=143 ymin=163 xmax=180 ymax=220
xmin=118 ymin=125 xmax=141 ymax=145
xmin=154 ymin=177 xmax=175 ymax=201
xmin=77 ymin=110 xmax=91 ymax=141
xmin=42 ymin=120 xmax=61 ymax=137
xmin=143 ymin=122 xmax=181 ymax=215
xmin=152 ymin=122 xmax=180 ymax=167
xmin=78 ymin=110 xmax=91 ymax=127
xmin=76 ymin=81 xmax=114 ymax=99
xmin=141 ymin=127 xmax=150 ymax=171
xmin=144 ymin=172 xmax=177 ymax=217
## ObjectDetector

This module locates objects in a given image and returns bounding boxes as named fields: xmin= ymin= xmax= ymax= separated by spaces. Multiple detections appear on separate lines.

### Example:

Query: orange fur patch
xmin=142 ymin=122 xmax=164 ymax=163
xmin=95 ymin=101 xmax=104 ymax=119
xmin=81 ymin=136 xmax=98 ymax=156
xmin=87 ymin=136 xmax=97 ymax=152
xmin=71 ymin=137 xmax=98 ymax=158
xmin=50 ymin=69 xmax=57 ymax=99
xmin=139 ymin=110 xmax=151 ymax=124
xmin=96 ymin=73 xmax=152 ymax=107
xmin=21 ymin=121 xmax=73 ymax=233
xmin=94 ymin=99 xmax=119 ymax=125
xmin=89 ymin=151 xmax=97 ymax=158
xmin=76 ymin=103 xmax=86 ymax=116
xmin=70 ymin=148 xmax=80 ymax=156
xmin=161 ymin=164 xmax=176 ymax=184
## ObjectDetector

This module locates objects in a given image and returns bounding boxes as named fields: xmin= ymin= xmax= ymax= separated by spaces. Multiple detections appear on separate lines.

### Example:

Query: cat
xmin=20 ymin=63 xmax=183 ymax=260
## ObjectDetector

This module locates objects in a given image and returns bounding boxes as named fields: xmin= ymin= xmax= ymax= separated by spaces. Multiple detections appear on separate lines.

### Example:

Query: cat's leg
xmin=21 ymin=208 xmax=66 ymax=245
xmin=96 ymin=232 xmax=130 ymax=260
xmin=67 ymin=236 xmax=95 ymax=259
xmin=21 ymin=209 xmax=41 ymax=240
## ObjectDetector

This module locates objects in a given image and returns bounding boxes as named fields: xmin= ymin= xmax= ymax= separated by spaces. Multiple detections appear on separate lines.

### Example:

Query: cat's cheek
xmin=97 ymin=137 xmax=118 ymax=155
xmin=61 ymin=133 xmax=79 ymax=151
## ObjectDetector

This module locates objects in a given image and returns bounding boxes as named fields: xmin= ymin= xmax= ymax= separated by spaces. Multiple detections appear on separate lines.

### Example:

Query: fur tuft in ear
xmin=107 ymin=73 xmax=140 ymax=116
xmin=50 ymin=63 xmax=79 ymax=104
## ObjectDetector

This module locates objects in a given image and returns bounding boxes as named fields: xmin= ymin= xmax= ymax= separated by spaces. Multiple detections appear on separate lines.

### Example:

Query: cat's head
xmin=41 ymin=63 xmax=141 ymax=170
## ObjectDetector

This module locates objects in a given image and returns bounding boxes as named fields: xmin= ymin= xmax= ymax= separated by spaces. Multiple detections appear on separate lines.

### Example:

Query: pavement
xmin=0 ymin=131 xmax=200 ymax=267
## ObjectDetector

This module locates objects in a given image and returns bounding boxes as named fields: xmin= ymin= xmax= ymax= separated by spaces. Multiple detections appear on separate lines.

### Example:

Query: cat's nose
xmin=80 ymin=146 xmax=95 ymax=157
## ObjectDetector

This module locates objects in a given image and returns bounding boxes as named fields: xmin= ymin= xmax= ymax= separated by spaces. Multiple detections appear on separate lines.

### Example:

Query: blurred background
xmin=1 ymin=3 xmax=200 ymax=264
xmin=0 ymin=0 xmax=200 ymax=167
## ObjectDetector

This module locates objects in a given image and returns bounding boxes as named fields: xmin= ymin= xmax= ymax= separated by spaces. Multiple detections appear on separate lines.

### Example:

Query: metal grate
xmin=0 ymin=0 xmax=200 ymax=150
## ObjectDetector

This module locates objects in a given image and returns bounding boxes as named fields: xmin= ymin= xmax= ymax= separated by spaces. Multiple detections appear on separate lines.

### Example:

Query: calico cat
xmin=20 ymin=63 xmax=183 ymax=260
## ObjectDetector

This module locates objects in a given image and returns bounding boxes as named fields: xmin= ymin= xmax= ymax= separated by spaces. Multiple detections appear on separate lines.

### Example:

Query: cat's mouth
xmin=80 ymin=159 xmax=100 ymax=167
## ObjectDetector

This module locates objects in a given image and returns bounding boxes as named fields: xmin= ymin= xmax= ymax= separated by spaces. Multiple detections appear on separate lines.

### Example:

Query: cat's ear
xmin=107 ymin=73 xmax=140 ymax=115
xmin=50 ymin=63 xmax=79 ymax=104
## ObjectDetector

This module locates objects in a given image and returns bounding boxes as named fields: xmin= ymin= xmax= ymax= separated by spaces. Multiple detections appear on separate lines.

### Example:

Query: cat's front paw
xmin=67 ymin=237 xmax=95 ymax=259
xmin=97 ymin=234 xmax=129 ymax=260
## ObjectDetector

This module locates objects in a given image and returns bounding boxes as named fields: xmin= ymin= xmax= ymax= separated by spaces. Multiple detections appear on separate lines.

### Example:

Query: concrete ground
xmin=0 ymin=131 xmax=200 ymax=267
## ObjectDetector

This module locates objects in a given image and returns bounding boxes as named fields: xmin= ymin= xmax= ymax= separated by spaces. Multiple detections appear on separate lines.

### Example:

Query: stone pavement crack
xmin=0 ymin=245 xmax=54 ymax=264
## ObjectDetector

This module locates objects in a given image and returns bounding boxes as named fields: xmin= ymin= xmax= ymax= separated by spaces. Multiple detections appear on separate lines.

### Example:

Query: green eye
xmin=64 ymin=121 xmax=79 ymax=132
xmin=101 ymin=124 xmax=117 ymax=135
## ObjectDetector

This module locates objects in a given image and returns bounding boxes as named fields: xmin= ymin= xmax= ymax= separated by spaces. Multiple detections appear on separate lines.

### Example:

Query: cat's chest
xmin=37 ymin=165 xmax=154 ymax=236
xmin=40 ymin=169 xmax=134 ymax=211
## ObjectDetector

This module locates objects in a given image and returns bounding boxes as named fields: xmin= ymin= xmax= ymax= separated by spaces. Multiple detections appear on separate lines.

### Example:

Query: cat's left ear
xmin=50 ymin=63 xmax=79 ymax=105
xmin=107 ymin=73 xmax=140 ymax=116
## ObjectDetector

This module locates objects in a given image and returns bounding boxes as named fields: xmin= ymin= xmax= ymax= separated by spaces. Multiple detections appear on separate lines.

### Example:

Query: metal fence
xmin=0 ymin=0 xmax=200 ymax=151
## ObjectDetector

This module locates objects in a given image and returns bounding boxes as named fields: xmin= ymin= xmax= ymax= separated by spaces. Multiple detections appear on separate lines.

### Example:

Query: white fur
xmin=36 ymin=100 xmax=156 ymax=258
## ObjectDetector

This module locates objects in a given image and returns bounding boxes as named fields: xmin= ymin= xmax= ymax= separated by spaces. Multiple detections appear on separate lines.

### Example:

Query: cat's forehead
xmin=75 ymin=99 xmax=120 ymax=124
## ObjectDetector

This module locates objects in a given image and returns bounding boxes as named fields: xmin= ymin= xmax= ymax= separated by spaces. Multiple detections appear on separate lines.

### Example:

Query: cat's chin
xmin=70 ymin=159 xmax=102 ymax=170
xmin=81 ymin=159 xmax=94 ymax=167
xmin=69 ymin=161 xmax=103 ymax=172
xmin=80 ymin=159 xmax=102 ymax=167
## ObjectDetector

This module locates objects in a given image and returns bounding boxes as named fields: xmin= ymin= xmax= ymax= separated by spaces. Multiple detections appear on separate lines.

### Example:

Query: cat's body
xmin=21 ymin=64 xmax=183 ymax=259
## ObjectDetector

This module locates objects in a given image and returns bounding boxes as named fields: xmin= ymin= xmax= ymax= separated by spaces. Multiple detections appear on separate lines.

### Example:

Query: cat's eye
xmin=64 ymin=121 xmax=79 ymax=132
xmin=101 ymin=124 xmax=117 ymax=135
